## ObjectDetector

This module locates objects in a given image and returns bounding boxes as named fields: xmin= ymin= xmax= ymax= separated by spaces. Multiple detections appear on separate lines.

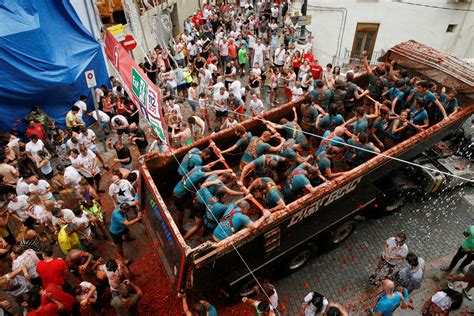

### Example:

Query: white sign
xmin=84 ymin=70 xmax=97 ymax=88
xmin=146 ymin=86 xmax=158 ymax=116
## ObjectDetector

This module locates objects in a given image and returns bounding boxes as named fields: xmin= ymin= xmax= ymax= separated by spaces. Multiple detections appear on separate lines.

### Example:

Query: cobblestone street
xmin=273 ymin=186 xmax=474 ymax=314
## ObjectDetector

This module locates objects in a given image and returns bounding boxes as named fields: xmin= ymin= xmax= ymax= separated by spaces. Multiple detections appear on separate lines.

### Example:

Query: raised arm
xmin=362 ymin=51 xmax=372 ymax=74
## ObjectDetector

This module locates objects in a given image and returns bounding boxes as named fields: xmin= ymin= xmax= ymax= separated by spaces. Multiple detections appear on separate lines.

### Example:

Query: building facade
xmin=302 ymin=0 xmax=473 ymax=68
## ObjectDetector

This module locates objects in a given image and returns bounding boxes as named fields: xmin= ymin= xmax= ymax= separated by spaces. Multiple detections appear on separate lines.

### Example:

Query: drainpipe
xmin=306 ymin=5 xmax=347 ymax=63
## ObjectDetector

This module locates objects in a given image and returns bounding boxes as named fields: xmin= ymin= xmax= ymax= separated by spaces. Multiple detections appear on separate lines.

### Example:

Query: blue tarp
xmin=0 ymin=0 xmax=109 ymax=132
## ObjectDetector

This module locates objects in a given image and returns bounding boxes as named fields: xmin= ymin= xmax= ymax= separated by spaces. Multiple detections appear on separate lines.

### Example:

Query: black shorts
xmin=110 ymin=227 xmax=129 ymax=245
xmin=216 ymin=110 xmax=228 ymax=118
xmin=191 ymin=203 xmax=205 ymax=219
xmin=117 ymin=128 xmax=129 ymax=135
xmin=3 ymin=227 xmax=16 ymax=245
xmin=85 ymin=173 xmax=101 ymax=185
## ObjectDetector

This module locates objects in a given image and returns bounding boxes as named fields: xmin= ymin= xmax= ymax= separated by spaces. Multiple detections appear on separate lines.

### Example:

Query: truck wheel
xmin=384 ymin=192 xmax=405 ymax=213
xmin=328 ymin=221 xmax=356 ymax=245
xmin=282 ymin=245 xmax=316 ymax=275
xmin=238 ymin=279 xmax=260 ymax=297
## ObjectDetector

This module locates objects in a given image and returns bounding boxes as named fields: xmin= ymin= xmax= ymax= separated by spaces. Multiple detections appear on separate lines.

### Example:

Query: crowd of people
xmin=0 ymin=83 xmax=149 ymax=313
xmin=0 ymin=0 xmax=467 ymax=315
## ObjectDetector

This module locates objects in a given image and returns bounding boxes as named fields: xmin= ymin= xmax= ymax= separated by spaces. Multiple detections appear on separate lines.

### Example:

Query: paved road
xmin=273 ymin=186 xmax=474 ymax=314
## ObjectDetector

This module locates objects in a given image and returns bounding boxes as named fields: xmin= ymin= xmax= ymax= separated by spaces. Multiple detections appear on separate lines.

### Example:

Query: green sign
xmin=131 ymin=67 xmax=166 ymax=143
xmin=132 ymin=67 xmax=147 ymax=105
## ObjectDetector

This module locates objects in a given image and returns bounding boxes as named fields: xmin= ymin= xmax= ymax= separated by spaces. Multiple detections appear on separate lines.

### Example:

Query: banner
xmin=104 ymin=30 xmax=167 ymax=142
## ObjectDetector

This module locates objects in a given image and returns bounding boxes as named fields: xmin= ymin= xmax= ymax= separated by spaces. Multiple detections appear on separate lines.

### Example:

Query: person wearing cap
xmin=109 ymin=203 xmax=142 ymax=260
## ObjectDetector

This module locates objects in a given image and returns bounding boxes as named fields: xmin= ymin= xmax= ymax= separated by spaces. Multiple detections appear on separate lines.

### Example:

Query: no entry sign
xmin=122 ymin=34 xmax=137 ymax=51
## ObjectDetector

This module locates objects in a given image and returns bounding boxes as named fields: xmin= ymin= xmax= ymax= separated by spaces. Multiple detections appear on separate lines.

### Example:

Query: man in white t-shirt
xmin=274 ymin=44 xmax=286 ymax=67
xmin=16 ymin=177 xmax=30 ymax=196
xmin=55 ymin=164 xmax=82 ymax=198
xmin=85 ymin=110 xmax=110 ymax=130
xmin=25 ymin=135 xmax=45 ymax=160
xmin=112 ymin=85 xmax=125 ymax=98
xmin=74 ymin=96 xmax=88 ymax=120
xmin=249 ymin=94 xmax=265 ymax=117
xmin=76 ymin=147 xmax=103 ymax=192
xmin=369 ymin=232 xmax=409 ymax=284
xmin=198 ymin=68 xmax=213 ymax=94
xmin=253 ymin=39 xmax=266 ymax=67
xmin=77 ymin=127 xmax=108 ymax=169
xmin=291 ymin=81 xmax=304 ymax=101
xmin=214 ymin=87 xmax=229 ymax=124
xmin=229 ymin=80 xmax=243 ymax=101
xmin=109 ymin=176 xmax=136 ymax=207
xmin=7 ymin=193 xmax=34 ymax=226
xmin=26 ymin=175 xmax=55 ymax=201
xmin=110 ymin=115 xmax=129 ymax=143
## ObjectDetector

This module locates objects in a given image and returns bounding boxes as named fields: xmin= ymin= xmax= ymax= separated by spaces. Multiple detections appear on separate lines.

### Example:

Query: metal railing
xmin=333 ymin=48 xmax=384 ymax=72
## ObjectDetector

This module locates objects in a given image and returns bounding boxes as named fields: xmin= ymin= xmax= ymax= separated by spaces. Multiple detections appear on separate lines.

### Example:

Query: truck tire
xmin=328 ymin=220 xmax=356 ymax=246
xmin=238 ymin=278 xmax=262 ymax=297
xmin=383 ymin=192 xmax=405 ymax=213
xmin=281 ymin=244 xmax=317 ymax=275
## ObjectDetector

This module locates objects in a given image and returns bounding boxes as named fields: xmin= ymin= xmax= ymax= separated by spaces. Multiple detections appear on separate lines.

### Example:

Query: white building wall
xmin=70 ymin=0 xmax=199 ymax=64
xmin=305 ymin=0 xmax=474 ymax=66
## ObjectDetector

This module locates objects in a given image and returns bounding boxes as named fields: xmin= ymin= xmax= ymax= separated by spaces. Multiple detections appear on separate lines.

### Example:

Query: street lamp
xmin=297 ymin=0 xmax=308 ymax=45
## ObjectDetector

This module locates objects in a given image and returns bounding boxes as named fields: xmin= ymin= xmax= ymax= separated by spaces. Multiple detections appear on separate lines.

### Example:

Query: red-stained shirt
xmin=36 ymin=259 xmax=68 ymax=288
xmin=27 ymin=303 xmax=59 ymax=316
xmin=41 ymin=284 xmax=76 ymax=313
xmin=303 ymin=53 xmax=315 ymax=63
xmin=25 ymin=123 xmax=46 ymax=142
xmin=228 ymin=43 xmax=237 ymax=58
xmin=310 ymin=63 xmax=323 ymax=80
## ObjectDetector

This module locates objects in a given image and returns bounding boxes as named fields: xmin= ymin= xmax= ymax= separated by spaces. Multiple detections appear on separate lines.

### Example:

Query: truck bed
xmin=139 ymin=42 xmax=474 ymax=292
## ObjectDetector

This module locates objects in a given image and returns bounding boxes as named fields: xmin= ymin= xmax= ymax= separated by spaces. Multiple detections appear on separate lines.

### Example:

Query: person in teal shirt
xmin=370 ymin=106 xmax=390 ymax=150
xmin=239 ymin=131 xmax=284 ymax=168
xmin=346 ymin=134 xmax=380 ymax=167
xmin=221 ymin=126 xmax=252 ymax=155
xmin=249 ymin=177 xmax=286 ymax=212
xmin=410 ymin=98 xmax=429 ymax=130
xmin=283 ymin=163 xmax=321 ymax=202
xmin=373 ymin=279 xmax=411 ymax=316
xmin=202 ymin=173 xmax=243 ymax=196
xmin=265 ymin=109 xmax=308 ymax=148
xmin=177 ymin=147 xmax=212 ymax=176
xmin=383 ymin=79 xmax=406 ymax=114
xmin=213 ymin=200 xmax=268 ymax=241
xmin=300 ymin=102 xmax=325 ymax=133
xmin=173 ymin=167 xmax=231 ymax=232
xmin=196 ymin=187 xmax=229 ymax=231
xmin=317 ymin=104 xmax=345 ymax=132
xmin=240 ymin=154 xmax=286 ymax=182
xmin=439 ymin=87 xmax=459 ymax=119
xmin=315 ymin=126 xmax=348 ymax=158
xmin=317 ymin=148 xmax=346 ymax=180
xmin=419 ymin=81 xmax=447 ymax=121
xmin=308 ymin=81 xmax=332 ymax=112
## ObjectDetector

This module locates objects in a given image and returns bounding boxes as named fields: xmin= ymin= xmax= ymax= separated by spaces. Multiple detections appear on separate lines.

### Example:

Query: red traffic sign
xmin=122 ymin=34 xmax=137 ymax=51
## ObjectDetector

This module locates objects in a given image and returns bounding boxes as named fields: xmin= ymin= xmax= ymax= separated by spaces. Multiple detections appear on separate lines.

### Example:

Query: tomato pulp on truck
xmin=139 ymin=41 xmax=474 ymax=295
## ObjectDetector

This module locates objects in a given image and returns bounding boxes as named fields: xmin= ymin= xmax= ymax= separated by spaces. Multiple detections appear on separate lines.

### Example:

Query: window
xmin=446 ymin=24 xmax=458 ymax=33
xmin=351 ymin=23 xmax=380 ymax=60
